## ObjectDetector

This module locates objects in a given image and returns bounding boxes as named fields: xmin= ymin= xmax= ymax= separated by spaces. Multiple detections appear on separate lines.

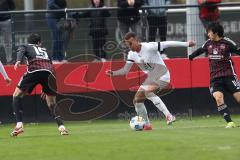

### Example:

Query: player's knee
xmin=214 ymin=94 xmax=223 ymax=101
xmin=145 ymin=91 xmax=158 ymax=98
xmin=48 ymin=103 xmax=57 ymax=116
xmin=48 ymin=102 xmax=56 ymax=109
xmin=133 ymin=97 xmax=145 ymax=104
xmin=233 ymin=92 xmax=240 ymax=104
xmin=13 ymin=89 xmax=25 ymax=97
xmin=13 ymin=95 xmax=23 ymax=102
xmin=213 ymin=92 xmax=223 ymax=104
xmin=215 ymin=97 xmax=223 ymax=104
xmin=235 ymin=98 xmax=240 ymax=104
xmin=214 ymin=96 xmax=224 ymax=105
xmin=133 ymin=99 xmax=137 ymax=105
xmin=155 ymin=85 xmax=173 ymax=96
xmin=46 ymin=96 xmax=56 ymax=107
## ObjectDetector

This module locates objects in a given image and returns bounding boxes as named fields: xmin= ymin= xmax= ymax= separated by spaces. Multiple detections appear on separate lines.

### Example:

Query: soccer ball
xmin=129 ymin=116 xmax=146 ymax=131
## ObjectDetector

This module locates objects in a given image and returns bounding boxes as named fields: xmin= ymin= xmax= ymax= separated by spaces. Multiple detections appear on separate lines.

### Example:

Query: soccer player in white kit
xmin=106 ymin=32 xmax=195 ymax=130
xmin=0 ymin=61 xmax=11 ymax=85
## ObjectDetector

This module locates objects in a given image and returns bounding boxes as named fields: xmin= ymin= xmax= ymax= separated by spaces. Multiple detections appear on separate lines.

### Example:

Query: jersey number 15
xmin=33 ymin=46 xmax=49 ymax=60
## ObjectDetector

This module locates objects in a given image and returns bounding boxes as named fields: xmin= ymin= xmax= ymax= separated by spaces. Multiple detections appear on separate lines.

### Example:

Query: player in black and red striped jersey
xmin=11 ymin=33 xmax=69 ymax=136
xmin=189 ymin=22 xmax=240 ymax=128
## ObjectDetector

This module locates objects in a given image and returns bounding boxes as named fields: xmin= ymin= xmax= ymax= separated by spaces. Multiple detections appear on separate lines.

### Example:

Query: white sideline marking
xmin=218 ymin=146 xmax=232 ymax=150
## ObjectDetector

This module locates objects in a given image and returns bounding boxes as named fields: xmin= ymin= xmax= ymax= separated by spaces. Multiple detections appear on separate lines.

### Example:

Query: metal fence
xmin=0 ymin=3 xmax=240 ymax=64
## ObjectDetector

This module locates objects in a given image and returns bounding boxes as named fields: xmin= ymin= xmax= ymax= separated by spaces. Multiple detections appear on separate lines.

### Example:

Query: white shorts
xmin=140 ymin=71 xmax=170 ymax=91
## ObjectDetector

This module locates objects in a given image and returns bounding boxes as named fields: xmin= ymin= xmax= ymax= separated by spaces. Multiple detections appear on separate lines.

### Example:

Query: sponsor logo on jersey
xmin=213 ymin=48 xmax=218 ymax=55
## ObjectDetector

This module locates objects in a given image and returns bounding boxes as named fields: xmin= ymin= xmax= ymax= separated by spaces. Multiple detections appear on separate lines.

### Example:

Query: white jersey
xmin=127 ymin=42 xmax=167 ymax=77
xmin=112 ymin=41 xmax=189 ymax=89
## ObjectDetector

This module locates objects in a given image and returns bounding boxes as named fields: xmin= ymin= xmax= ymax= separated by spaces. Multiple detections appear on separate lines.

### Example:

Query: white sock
xmin=146 ymin=92 xmax=171 ymax=117
xmin=58 ymin=125 xmax=65 ymax=130
xmin=16 ymin=122 xmax=23 ymax=128
xmin=135 ymin=103 xmax=150 ymax=124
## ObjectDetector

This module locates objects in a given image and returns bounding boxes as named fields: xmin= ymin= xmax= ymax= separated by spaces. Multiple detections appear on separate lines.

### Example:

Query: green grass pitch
xmin=0 ymin=115 xmax=240 ymax=160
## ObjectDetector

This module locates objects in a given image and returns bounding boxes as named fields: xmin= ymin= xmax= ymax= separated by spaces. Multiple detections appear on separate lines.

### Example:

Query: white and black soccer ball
xmin=129 ymin=116 xmax=146 ymax=131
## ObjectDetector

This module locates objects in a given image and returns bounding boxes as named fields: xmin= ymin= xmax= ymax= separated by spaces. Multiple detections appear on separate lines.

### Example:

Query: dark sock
xmin=49 ymin=104 xmax=64 ymax=126
xmin=217 ymin=104 xmax=232 ymax=123
xmin=12 ymin=96 xmax=23 ymax=122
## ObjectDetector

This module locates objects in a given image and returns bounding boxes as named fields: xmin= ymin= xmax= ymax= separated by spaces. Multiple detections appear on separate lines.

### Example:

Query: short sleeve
xmin=16 ymin=45 xmax=26 ymax=62
xmin=149 ymin=42 xmax=159 ymax=52
xmin=127 ymin=51 xmax=135 ymax=63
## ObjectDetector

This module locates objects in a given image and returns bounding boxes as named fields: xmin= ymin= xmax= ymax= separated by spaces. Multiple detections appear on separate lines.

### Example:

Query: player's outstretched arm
xmin=229 ymin=42 xmax=240 ymax=55
xmin=160 ymin=40 xmax=195 ymax=50
xmin=232 ymin=48 xmax=240 ymax=55
xmin=0 ymin=61 xmax=12 ymax=85
xmin=5 ymin=77 xmax=12 ymax=86
xmin=188 ymin=40 xmax=196 ymax=47
xmin=189 ymin=47 xmax=205 ymax=61
xmin=106 ymin=62 xmax=133 ymax=77
xmin=14 ymin=61 xmax=21 ymax=70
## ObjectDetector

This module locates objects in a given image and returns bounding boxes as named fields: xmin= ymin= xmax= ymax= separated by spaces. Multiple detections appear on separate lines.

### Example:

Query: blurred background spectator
xmin=117 ymin=0 xmax=144 ymax=40
xmin=145 ymin=0 xmax=170 ymax=42
xmin=46 ymin=0 xmax=67 ymax=63
xmin=0 ymin=0 xmax=15 ymax=64
xmin=145 ymin=0 xmax=171 ymax=59
xmin=86 ymin=0 xmax=110 ymax=62
xmin=1 ymin=0 xmax=238 ymax=62
xmin=198 ymin=0 xmax=221 ymax=31
xmin=11 ymin=0 xmax=239 ymax=8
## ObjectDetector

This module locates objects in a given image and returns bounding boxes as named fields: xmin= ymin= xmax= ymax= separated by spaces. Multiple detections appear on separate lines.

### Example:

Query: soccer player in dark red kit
xmin=11 ymin=33 xmax=69 ymax=136
xmin=189 ymin=22 xmax=240 ymax=128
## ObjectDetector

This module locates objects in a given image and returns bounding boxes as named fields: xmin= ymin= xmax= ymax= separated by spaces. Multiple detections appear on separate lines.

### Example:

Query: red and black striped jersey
xmin=189 ymin=37 xmax=240 ymax=80
xmin=17 ymin=44 xmax=55 ymax=73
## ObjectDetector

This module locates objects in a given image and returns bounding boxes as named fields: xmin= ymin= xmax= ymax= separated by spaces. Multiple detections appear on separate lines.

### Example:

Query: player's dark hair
xmin=124 ymin=32 xmax=137 ymax=41
xmin=27 ymin=33 xmax=41 ymax=44
xmin=207 ymin=22 xmax=224 ymax=37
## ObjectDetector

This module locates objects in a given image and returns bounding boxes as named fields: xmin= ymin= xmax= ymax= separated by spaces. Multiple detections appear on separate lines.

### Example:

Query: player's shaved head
xmin=124 ymin=32 xmax=137 ymax=41
xmin=123 ymin=32 xmax=141 ymax=52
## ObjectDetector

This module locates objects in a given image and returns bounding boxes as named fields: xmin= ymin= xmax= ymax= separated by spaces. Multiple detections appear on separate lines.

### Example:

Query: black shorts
xmin=18 ymin=71 xmax=57 ymax=96
xmin=209 ymin=76 xmax=240 ymax=95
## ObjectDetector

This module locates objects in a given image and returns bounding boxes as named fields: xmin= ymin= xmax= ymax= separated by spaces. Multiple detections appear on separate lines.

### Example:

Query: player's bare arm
xmin=14 ymin=61 xmax=21 ymax=70
xmin=0 ymin=61 xmax=12 ymax=85
xmin=188 ymin=40 xmax=196 ymax=47
xmin=5 ymin=77 xmax=12 ymax=85
xmin=106 ymin=62 xmax=133 ymax=77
